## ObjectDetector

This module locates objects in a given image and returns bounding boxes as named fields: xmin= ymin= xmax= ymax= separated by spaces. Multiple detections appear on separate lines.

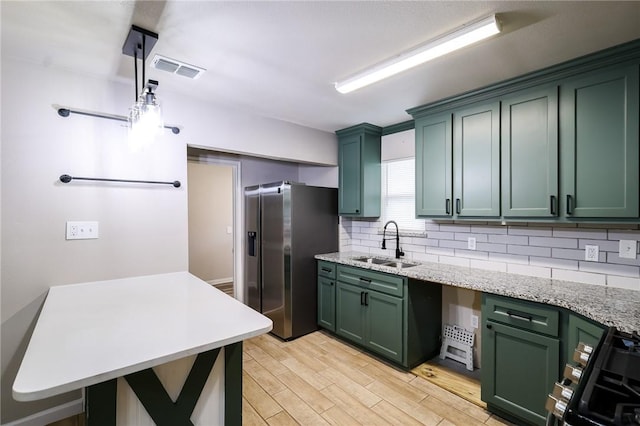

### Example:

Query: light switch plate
xmin=468 ymin=237 xmax=476 ymax=251
xmin=471 ymin=315 xmax=479 ymax=329
xmin=619 ymin=240 xmax=637 ymax=259
xmin=66 ymin=221 xmax=99 ymax=240
xmin=584 ymin=245 xmax=599 ymax=262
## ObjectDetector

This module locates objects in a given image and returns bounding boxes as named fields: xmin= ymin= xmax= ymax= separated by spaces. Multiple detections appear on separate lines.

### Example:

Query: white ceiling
xmin=3 ymin=1 xmax=640 ymax=133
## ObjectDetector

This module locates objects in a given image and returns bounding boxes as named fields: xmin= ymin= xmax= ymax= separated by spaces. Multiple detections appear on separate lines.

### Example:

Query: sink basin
xmin=351 ymin=256 xmax=389 ymax=265
xmin=351 ymin=257 xmax=419 ymax=269
xmin=382 ymin=261 xmax=419 ymax=269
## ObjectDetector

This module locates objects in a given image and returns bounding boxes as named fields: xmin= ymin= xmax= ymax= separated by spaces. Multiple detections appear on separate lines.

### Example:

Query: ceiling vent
xmin=151 ymin=54 xmax=206 ymax=79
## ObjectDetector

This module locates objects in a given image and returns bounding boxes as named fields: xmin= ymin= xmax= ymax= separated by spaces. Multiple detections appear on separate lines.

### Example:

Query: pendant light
xmin=122 ymin=25 xmax=163 ymax=148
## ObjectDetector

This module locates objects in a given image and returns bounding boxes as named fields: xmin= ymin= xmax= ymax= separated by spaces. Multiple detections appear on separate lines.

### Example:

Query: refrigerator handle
xmin=247 ymin=231 xmax=257 ymax=257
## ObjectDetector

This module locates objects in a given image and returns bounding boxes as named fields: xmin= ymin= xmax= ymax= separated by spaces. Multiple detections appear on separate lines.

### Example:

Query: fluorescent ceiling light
xmin=335 ymin=14 xmax=502 ymax=94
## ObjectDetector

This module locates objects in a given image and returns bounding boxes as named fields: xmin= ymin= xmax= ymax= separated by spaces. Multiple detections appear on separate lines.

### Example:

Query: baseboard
xmin=207 ymin=278 xmax=233 ymax=286
xmin=4 ymin=399 xmax=83 ymax=426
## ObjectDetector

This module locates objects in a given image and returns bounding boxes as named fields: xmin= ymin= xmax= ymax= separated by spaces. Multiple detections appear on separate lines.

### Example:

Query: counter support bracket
xmin=85 ymin=343 xmax=243 ymax=426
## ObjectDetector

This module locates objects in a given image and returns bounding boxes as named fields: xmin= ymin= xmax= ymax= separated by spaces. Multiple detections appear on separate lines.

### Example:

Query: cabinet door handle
xmin=506 ymin=310 xmax=533 ymax=322
xmin=355 ymin=209 xmax=360 ymax=214
xmin=321 ymin=267 xmax=331 ymax=273
xmin=550 ymin=195 xmax=557 ymax=215
xmin=566 ymin=194 xmax=573 ymax=215
xmin=330 ymin=281 xmax=334 ymax=286
xmin=359 ymin=277 xmax=371 ymax=283
xmin=364 ymin=292 xmax=369 ymax=306
xmin=486 ymin=323 xmax=493 ymax=330
xmin=360 ymin=291 xmax=365 ymax=305
xmin=456 ymin=198 xmax=461 ymax=215
xmin=445 ymin=198 xmax=451 ymax=215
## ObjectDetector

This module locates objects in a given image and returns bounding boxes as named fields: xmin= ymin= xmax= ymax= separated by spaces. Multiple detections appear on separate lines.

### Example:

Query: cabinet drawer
xmin=336 ymin=265 xmax=404 ymax=297
xmin=318 ymin=261 xmax=336 ymax=279
xmin=483 ymin=294 xmax=559 ymax=337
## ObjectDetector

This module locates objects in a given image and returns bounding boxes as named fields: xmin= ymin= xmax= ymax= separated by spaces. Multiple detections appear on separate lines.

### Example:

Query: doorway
xmin=187 ymin=150 xmax=242 ymax=299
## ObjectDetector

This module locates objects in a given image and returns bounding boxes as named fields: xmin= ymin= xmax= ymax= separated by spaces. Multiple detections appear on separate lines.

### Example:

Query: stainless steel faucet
xmin=382 ymin=220 xmax=404 ymax=259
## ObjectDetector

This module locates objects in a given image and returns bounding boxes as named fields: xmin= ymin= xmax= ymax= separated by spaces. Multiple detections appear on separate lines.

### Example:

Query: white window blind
xmin=382 ymin=158 xmax=424 ymax=232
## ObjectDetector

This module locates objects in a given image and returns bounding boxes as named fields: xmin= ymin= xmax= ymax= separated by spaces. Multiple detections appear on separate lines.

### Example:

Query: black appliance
xmin=546 ymin=327 xmax=640 ymax=425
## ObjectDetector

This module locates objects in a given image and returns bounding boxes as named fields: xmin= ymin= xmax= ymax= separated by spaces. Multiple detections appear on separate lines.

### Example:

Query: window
xmin=381 ymin=158 xmax=424 ymax=232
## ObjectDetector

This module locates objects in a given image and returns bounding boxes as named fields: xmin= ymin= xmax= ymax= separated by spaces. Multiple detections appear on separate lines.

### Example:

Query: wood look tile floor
xmin=243 ymin=331 xmax=513 ymax=426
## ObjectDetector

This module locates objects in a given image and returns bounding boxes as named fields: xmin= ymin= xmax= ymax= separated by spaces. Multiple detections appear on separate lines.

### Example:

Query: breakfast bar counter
xmin=13 ymin=271 xmax=272 ymax=425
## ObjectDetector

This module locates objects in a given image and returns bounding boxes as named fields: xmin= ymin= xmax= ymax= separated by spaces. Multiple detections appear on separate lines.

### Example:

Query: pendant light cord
xmin=142 ymin=35 xmax=146 ymax=94
xmin=134 ymin=46 xmax=139 ymax=101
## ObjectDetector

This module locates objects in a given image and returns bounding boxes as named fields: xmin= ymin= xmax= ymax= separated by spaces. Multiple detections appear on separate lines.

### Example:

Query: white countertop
xmin=13 ymin=272 xmax=272 ymax=402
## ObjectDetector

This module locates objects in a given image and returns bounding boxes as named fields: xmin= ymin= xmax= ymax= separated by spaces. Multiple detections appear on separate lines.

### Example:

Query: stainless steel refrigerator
xmin=244 ymin=181 xmax=338 ymax=340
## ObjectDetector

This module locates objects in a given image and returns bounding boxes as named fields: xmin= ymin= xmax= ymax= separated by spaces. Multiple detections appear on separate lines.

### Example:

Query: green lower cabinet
xmin=364 ymin=289 xmax=404 ymax=363
xmin=482 ymin=321 xmax=560 ymax=425
xmin=564 ymin=313 xmax=605 ymax=366
xmin=336 ymin=281 xmax=403 ymax=363
xmin=317 ymin=276 xmax=336 ymax=332
xmin=481 ymin=294 xmax=608 ymax=426
xmin=325 ymin=263 xmax=441 ymax=368
xmin=335 ymin=281 xmax=367 ymax=345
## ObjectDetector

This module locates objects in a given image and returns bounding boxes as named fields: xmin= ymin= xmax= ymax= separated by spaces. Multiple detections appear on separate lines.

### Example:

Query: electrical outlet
xmin=619 ymin=240 xmax=637 ymax=260
xmin=584 ymin=245 xmax=599 ymax=262
xmin=468 ymin=237 xmax=477 ymax=251
xmin=66 ymin=221 xmax=99 ymax=240
xmin=471 ymin=315 xmax=479 ymax=329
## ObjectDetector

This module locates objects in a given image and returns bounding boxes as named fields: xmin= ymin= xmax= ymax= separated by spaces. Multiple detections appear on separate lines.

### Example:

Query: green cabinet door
xmin=365 ymin=290 xmax=403 ymax=363
xmin=336 ymin=123 xmax=382 ymax=217
xmin=453 ymin=102 xmax=501 ymax=217
xmin=565 ymin=314 xmax=605 ymax=366
xmin=482 ymin=321 xmax=560 ymax=426
xmin=502 ymin=87 xmax=559 ymax=217
xmin=415 ymin=113 xmax=453 ymax=217
xmin=335 ymin=282 xmax=366 ymax=345
xmin=560 ymin=65 xmax=639 ymax=218
xmin=338 ymin=134 xmax=362 ymax=215
xmin=317 ymin=276 xmax=336 ymax=332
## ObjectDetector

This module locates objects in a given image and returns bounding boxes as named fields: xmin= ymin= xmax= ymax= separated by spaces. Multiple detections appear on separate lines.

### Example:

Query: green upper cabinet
xmin=453 ymin=101 xmax=501 ymax=217
xmin=502 ymin=87 xmax=559 ymax=218
xmin=560 ymin=65 xmax=639 ymax=218
xmin=415 ymin=113 xmax=453 ymax=217
xmin=336 ymin=123 xmax=382 ymax=217
xmin=409 ymin=40 xmax=640 ymax=222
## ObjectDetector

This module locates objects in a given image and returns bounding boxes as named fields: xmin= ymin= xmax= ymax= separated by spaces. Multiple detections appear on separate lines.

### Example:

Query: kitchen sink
xmin=351 ymin=256 xmax=389 ymax=265
xmin=382 ymin=261 xmax=419 ymax=269
xmin=351 ymin=257 xmax=419 ymax=269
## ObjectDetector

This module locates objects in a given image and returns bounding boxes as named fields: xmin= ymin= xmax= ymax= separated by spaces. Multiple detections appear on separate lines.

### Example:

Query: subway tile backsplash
xmin=339 ymin=219 xmax=640 ymax=291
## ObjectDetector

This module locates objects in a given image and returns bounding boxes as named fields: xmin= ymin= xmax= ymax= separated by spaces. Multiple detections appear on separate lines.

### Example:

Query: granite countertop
xmin=316 ymin=251 xmax=640 ymax=334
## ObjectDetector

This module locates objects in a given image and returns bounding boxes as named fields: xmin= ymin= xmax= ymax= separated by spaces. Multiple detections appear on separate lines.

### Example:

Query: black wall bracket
xmin=60 ymin=174 xmax=181 ymax=188
xmin=57 ymin=107 xmax=180 ymax=134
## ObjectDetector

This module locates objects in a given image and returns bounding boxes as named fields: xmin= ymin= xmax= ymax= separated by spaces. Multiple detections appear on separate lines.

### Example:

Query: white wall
xmin=240 ymin=156 xmax=300 ymax=188
xmin=299 ymin=165 xmax=339 ymax=188
xmin=0 ymin=59 xmax=189 ymax=423
xmin=0 ymin=56 xmax=337 ymax=424
xmin=160 ymin=92 xmax=337 ymax=167
xmin=188 ymin=162 xmax=234 ymax=283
